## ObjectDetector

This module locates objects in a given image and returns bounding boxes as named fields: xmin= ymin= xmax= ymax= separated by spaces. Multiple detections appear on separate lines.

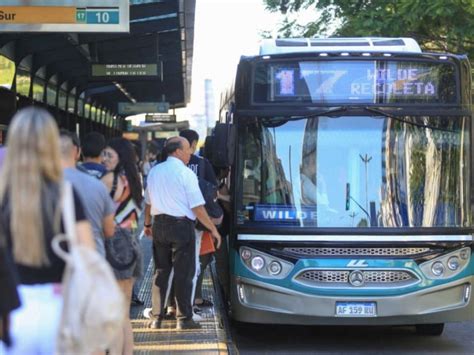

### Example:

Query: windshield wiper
xmin=261 ymin=106 xmax=347 ymax=126
xmin=290 ymin=106 xmax=347 ymax=120
xmin=363 ymin=106 xmax=456 ymax=133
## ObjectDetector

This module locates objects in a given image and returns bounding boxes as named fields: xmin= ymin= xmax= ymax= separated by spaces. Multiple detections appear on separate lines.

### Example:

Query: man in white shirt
xmin=143 ymin=136 xmax=221 ymax=330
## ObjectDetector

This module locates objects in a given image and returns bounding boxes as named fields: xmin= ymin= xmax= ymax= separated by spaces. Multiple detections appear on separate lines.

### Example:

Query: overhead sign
xmin=257 ymin=60 xmax=456 ymax=104
xmin=145 ymin=114 xmax=176 ymax=123
xmin=118 ymin=102 xmax=170 ymax=115
xmin=0 ymin=1 xmax=129 ymax=32
xmin=92 ymin=64 xmax=159 ymax=78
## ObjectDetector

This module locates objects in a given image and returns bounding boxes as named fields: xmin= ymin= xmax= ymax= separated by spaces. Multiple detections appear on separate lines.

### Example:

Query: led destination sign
xmin=253 ymin=205 xmax=318 ymax=223
xmin=254 ymin=60 xmax=457 ymax=104
xmin=0 ymin=1 xmax=128 ymax=32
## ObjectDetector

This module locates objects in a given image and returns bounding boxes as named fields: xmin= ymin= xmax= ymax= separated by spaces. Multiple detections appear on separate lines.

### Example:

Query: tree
xmin=264 ymin=0 xmax=474 ymax=59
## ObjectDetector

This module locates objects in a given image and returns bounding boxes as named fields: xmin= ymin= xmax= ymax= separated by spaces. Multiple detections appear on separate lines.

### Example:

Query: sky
xmin=130 ymin=0 xmax=281 ymax=127
xmin=185 ymin=0 xmax=281 ymax=118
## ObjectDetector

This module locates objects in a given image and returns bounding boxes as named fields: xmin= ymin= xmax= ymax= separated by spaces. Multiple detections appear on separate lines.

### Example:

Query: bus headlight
xmin=241 ymin=248 xmax=252 ymax=261
xmin=251 ymin=256 xmax=265 ymax=271
xmin=239 ymin=247 xmax=294 ymax=279
xmin=420 ymin=247 xmax=471 ymax=279
xmin=268 ymin=261 xmax=282 ymax=275
xmin=447 ymin=256 xmax=460 ymax=271
xmin=460 ymin=249 xmax=470 ymax=260
xmin=431 ymin=262 xmax=445 ymax=276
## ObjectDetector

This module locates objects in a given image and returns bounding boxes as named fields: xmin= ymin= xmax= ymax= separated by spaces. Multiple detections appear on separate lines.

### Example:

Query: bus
xmin=214 ymin=38 xmax=473 ymax=335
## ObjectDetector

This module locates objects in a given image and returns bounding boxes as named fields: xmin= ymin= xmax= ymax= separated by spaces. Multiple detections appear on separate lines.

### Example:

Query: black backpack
xmin=196 ymin=158 xmax=223 ymax=230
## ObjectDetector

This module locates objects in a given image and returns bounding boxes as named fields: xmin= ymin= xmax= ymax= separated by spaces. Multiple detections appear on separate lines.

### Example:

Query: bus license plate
xmin=335 ymin=302 xmax=377 ymax=317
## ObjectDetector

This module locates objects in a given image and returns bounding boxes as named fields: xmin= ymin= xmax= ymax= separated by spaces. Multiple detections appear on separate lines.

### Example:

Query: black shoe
xmin=163 ymin=311 xmax=176 ymax=320
xmin=176 ymin=319 xmax=202 ymax=330
xmin=195 ymin=298 xmax=213 ymax=308
xmin=147 ymin=319 xmax=162 ymax=329
xmin=131 ymin=296 xmax=144 ymax=306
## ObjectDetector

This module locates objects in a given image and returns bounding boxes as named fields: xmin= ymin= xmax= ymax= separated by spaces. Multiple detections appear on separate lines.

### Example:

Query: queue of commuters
xmin=0 ymin=107 xmax=228 ymax=351
xmin=143 ymin=135 xmax=222 ymax=329
xmin=0 ymin=108 xmax=97 ymax=353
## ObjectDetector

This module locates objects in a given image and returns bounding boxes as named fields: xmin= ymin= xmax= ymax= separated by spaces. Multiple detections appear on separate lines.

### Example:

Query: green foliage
xmin=264 ymin=0 xmax=474 ymax=59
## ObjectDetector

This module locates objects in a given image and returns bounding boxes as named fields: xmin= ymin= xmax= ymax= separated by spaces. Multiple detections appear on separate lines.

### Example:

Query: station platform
xmin=130 ymin=236 xmax=234 ymax=354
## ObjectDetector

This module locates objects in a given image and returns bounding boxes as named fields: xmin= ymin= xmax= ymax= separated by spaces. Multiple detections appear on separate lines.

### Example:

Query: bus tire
xmin=415 ymin=323 xmax=444 ymax=336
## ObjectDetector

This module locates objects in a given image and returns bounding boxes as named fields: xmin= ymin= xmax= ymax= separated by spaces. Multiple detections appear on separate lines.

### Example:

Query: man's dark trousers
xmin=152 ymin=214 xmax=196 ymax=320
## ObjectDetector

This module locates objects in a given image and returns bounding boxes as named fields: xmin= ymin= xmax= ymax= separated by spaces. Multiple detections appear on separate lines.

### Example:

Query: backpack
xmin=196 ymin=158 xmax=223 ymax=231
xmin=52 ymin=182 xmax=126 ymax=354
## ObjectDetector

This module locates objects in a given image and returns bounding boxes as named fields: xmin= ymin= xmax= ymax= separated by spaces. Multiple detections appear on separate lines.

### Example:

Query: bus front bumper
xmin=231 ymin=276 xmax=474 ymax=325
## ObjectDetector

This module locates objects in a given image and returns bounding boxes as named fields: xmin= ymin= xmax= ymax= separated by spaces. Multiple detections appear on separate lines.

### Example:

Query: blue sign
xmin=254 ymin=204 xmax=317 ymax=222
xmin=86 ymin=9 xmax=119 ymax=24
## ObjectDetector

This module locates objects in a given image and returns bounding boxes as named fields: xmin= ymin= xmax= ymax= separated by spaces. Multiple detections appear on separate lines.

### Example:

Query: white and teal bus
xmin=213 ymin=38 xmax=474 ymax=335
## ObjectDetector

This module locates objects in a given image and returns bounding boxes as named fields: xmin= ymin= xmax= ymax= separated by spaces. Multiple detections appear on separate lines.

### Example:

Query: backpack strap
xmin=198 ymin=157 xmax=204 ymax=180
xmin=62 ymin=181 xmax=77 ymax=243
xmin=109 ymin=172 xmax=118 ymax=199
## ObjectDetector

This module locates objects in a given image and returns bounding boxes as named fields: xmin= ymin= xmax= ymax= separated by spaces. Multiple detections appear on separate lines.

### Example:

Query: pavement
xmin=130 ymin=234 xmax=234 ymax=354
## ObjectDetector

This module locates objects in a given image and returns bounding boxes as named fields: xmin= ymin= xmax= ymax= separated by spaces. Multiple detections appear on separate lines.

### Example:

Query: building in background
xmin=204 ymin=79 xmax=216 ymax=134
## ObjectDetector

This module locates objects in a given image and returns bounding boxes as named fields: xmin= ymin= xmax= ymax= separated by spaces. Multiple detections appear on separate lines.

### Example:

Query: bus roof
xmin=259 ymin=38 xmax=422 ymax=55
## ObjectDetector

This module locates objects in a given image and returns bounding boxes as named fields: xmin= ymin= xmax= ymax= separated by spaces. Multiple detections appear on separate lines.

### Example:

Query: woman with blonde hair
xmin=0 ymin=107 xmax=95 ymax=354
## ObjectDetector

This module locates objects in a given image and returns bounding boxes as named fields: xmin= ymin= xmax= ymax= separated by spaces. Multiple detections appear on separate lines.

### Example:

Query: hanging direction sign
xmin=0 ymin=1 xmax=129 ymax=32
xmin=145 ymin=114 xmax=176 ymax=123
xmin=118 ymin=102 xmax=170 ymax=115
xmin=91 ymin=64 xmax=159 ymax=78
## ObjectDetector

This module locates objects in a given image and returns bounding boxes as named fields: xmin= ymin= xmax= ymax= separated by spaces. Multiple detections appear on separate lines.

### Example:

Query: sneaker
xmin=193 ymin=305 xmax=202 ymax=314
xmin=176 ymin=319 xmax=202 ymax=330
xmin=192 ymin=312 xmax=203 ymax=322
xmin=147 ymin=319 xmax=162 ymax=329
xmin=164 ymin=305 xmax=176 ymax=319
xmin=143 ymin=307 xmax=152 ymax=319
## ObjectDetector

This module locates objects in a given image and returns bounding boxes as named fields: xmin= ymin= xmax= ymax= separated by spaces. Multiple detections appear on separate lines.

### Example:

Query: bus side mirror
xmin=212 ymin=123 xmax=235 ymax=167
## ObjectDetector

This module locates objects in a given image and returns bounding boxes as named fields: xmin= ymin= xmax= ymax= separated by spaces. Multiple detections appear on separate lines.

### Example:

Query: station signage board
xmin=145 ymin=114 xmax=176 ymax=123
xmin=0 ymin=0 xmax=129 ymax=32
xmin=118 ymin=102 xmax=169 ymax=115
xmin=91 ymin=64 xmax=159 ymax=78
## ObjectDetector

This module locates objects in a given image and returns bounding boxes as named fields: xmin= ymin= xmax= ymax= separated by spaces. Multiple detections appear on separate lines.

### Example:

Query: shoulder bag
xmin=105 ymin=171 xmax=139 ymax=270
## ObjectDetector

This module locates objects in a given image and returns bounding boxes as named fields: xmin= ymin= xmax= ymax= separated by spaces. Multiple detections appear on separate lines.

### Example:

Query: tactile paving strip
xmin=131 ymin=256 xmax=230 ymax=354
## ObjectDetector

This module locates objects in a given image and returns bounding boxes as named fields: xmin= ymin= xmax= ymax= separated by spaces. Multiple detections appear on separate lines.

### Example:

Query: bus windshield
xmin=237 ymin=115 xmax=470 ymax=228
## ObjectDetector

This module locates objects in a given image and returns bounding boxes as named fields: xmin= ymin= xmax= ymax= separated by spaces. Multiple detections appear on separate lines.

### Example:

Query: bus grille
xmin=283 ymin=247 xmax=430 ymax=257
xmin=296 ymin=270 xmax=419 ymax=288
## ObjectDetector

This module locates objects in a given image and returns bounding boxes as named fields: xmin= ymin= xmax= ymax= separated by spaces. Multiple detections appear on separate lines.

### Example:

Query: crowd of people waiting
xmin=0 ymin=106 xmax=230 ymax=353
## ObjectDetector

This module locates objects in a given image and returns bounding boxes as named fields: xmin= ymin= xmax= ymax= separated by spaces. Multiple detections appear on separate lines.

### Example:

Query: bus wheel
xmin=415 ymin=323 xmax=444 ymax=336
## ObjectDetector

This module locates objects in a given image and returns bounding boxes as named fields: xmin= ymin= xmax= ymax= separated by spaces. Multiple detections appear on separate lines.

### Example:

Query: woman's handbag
xmin=105 ymin=226 xmax=138 ymax=270
xmin=52 ymin=182 xmax=126 ymax=354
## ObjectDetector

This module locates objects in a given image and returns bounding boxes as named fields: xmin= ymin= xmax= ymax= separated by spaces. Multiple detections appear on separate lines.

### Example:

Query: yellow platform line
xmin=134 ymin=342 xmax=228 ymax=351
